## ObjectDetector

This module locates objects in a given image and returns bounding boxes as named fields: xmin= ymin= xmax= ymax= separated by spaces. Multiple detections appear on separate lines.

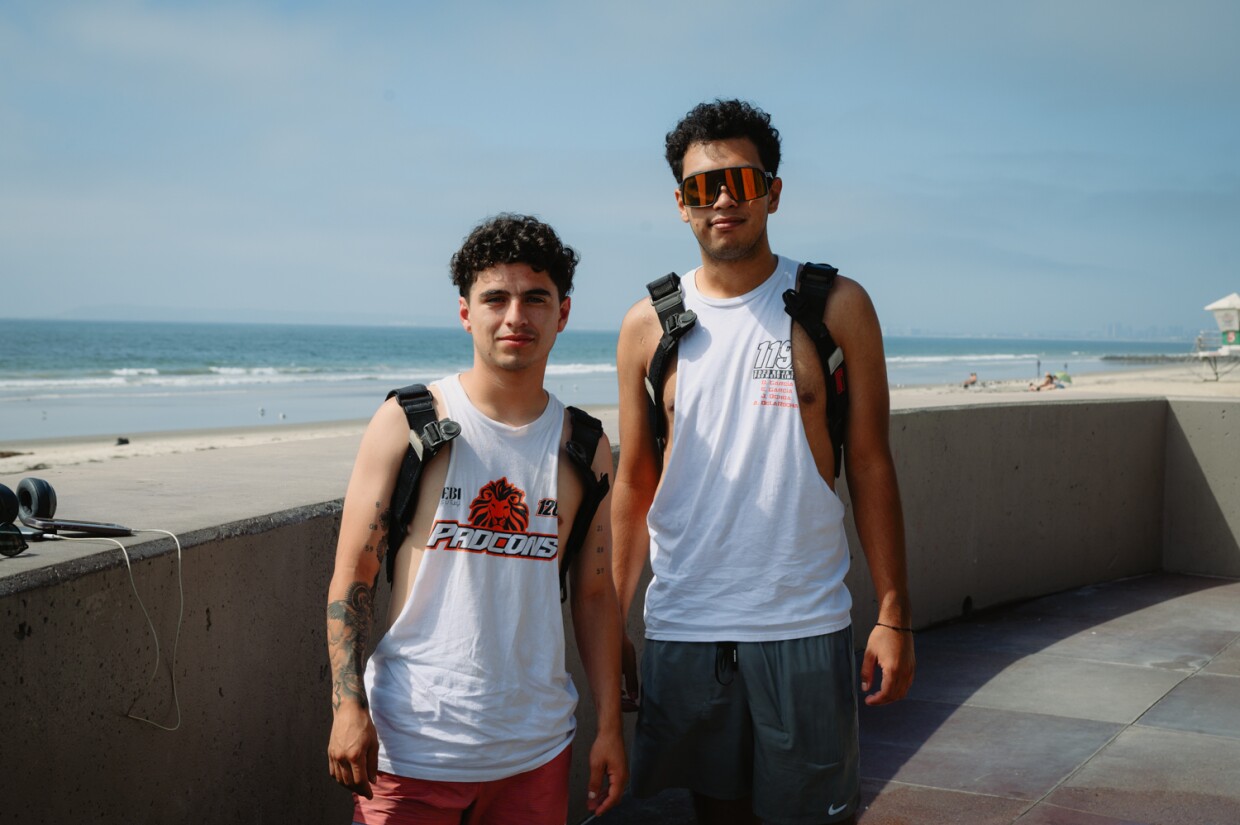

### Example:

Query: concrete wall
xmin=853 ymin=399 xmax=1168 ymax=629
xmin=0 ymin=510 xmax=352 ymax=825
xmin=1163 ymin=399 xmax=1240 ymax=576
xmin=2 ymin=399 xmax=1237 ymax=824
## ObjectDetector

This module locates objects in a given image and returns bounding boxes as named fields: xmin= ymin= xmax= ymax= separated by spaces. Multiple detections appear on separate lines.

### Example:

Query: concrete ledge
xmin=1164 ymin=399 xmax=1240 ymax=576
xmin=867 ymin=399 xmax=1167 ymax=628
xmin=1 ymin=510 xmax=352 ymax=823
xmin=2 ymin=398 xmax=1237 ymax=823
xmin=0 ymin=501 xmax=343 ymax=598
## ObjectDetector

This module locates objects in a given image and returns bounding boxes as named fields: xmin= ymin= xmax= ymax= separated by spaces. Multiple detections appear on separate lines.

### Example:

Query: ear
xmin=557 ymin=296 xmax=571 ymax=332
xmin=675 ymin=187 xmax=691 ymax=224
xmin=767 ymin=177 xmax=782 ymax=214
xmin=459 ymin=295 xmax=471 ymax=333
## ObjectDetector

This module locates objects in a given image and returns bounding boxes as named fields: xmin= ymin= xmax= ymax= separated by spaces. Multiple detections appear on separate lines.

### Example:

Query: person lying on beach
xmin=963 ymin=372 xmax=978 ymax=388
xmin=1029 ymin=372 xmax=1063 ymax=391
xmin=326 ymin=214 xmax=625 ymax=822
xmin=613 ymin=98 xmax=913 ymax=825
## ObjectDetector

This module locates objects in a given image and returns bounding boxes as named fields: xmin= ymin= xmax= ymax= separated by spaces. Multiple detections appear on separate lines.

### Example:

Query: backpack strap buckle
xmin=415 ymin=419 xmax=461 ymax=459
xmin=649 ymin=273 xmax=698 ymax=339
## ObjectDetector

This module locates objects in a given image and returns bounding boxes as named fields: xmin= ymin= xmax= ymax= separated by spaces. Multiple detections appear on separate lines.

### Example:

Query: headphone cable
xmin=49 ymin=529 xmax=184 ymax=731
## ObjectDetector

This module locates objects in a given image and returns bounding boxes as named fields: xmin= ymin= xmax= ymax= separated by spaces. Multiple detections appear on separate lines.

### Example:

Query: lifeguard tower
xmin=1196 ymin=292 xmax=1240 ymax=379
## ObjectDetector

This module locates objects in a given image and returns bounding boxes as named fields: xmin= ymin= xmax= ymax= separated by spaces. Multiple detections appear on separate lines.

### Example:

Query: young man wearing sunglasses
xmin=327 ymin=214 xmax=626 ymax=823
xmin=613 ymin=100 xmax=915 ymax=824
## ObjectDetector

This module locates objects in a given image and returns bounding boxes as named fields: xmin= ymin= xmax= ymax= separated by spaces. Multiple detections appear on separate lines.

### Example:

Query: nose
xmin=712 ymin=184 xmax=739 ymax=208
xmin=503 ymin=298 xmax=529 ymax=328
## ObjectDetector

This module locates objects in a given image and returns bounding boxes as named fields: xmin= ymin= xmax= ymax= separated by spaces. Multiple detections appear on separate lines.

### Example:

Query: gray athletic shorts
xmin=631 ymin=627 xmax=859 ymax=825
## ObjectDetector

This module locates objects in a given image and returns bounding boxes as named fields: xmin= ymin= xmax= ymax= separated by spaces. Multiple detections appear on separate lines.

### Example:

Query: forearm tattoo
xmin=327 ymin=581 xmax=376 ymax=710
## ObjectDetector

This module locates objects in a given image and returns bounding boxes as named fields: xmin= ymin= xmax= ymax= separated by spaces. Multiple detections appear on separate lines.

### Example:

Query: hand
xmin=327 ymin=703 xmax=380 ymax=799
xmin=586 ymin=727 xmax=628 ymax=816
xmin=860 ymin=624 xmax=915 ymax=706
xmin=620 ymin=632 xmax=640 ymax=712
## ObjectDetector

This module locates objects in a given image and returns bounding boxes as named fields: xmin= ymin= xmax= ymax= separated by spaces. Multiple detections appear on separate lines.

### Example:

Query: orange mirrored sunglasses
xmin=680 ymin=166 xmax=774 ymax=208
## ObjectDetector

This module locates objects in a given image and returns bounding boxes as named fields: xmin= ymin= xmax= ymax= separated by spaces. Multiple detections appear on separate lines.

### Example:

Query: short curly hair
xmin=664 ymin=99 xmax=781 ymax=183
xmin=449 ymin=213 xmax=578 ymax=301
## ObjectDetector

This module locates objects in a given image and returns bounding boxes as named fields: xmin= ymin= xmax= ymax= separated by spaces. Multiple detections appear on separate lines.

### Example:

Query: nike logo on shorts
xmin=829 ymin=802 xmax=848 ymax=816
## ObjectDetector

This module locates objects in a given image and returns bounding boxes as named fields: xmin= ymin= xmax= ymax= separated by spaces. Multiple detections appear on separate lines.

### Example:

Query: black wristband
xmin=876 ymin=621 xmax=914 ymax=634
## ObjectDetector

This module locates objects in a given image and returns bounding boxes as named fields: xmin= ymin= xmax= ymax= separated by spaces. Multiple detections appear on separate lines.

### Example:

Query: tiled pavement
xmin=595 ymin=573 xmax=1240 ymax=824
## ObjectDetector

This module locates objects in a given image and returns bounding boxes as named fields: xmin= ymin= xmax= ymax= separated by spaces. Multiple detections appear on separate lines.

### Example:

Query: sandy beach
xmin=889 ymin=360 xmax=1240 ymax=409
xmin=1 ymin=362 xmax=1234 ymax=477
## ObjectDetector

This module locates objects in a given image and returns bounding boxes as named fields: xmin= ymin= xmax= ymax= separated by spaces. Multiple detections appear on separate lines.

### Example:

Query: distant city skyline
xmin=2 ymin=2 xmax=1237 ymax=339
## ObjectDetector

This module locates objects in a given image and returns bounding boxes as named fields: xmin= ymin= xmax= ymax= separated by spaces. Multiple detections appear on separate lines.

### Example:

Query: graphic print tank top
xmin=365 ymin=374 xmax=576 ymax=781
xmin=644 ymin=256 xmax=853 ymax=642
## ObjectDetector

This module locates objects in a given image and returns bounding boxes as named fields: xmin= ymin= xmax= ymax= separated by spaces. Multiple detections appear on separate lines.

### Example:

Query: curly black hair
xmin=664 ymin=99 xmax=781 ymax=182
xmin=449 ymin=213 xmax=579 ymax=300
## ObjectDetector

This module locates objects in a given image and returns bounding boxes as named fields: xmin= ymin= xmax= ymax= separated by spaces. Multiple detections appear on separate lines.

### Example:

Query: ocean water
xmin=0 ymin=319 xmax=1195 ymax=441
xmin=881 ymin=335 xmax=1191 ymax=387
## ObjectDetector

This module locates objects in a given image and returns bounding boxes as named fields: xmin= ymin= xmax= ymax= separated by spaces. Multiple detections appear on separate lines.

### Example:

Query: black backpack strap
xmin=559 ymin=406 xmax=611 ymax=602
xmin=644 ymin=272 xmax=697 ymax=457
xmin=782 ymin=263 xmax=848 ymax=478
xmin=384 ymin=384 xmax=461 ymax=583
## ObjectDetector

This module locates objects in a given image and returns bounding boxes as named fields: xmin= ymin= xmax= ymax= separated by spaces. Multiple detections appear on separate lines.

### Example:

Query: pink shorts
xmin=352 ymin=745 xmax=571 ymax=825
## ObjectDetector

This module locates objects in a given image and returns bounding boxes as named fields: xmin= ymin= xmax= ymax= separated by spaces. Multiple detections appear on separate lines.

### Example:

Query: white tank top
xmin=644 ymin=256 xmax=853 ymax=642
xmin=365 ymin=374 xmax=576 ymax=781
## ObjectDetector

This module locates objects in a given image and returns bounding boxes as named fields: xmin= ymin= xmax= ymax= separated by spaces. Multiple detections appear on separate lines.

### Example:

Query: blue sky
xmin=2 ymin=1 xmax=1237 ymax=338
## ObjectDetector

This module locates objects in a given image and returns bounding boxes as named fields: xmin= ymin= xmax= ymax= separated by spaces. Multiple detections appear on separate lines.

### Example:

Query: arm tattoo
xmin=327 ymin=581 xmax=376 ymax=710
xmin=367 ymin=500 xmax=391 ymax=565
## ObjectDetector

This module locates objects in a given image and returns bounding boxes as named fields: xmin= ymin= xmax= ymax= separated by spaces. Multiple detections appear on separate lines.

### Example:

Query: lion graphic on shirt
xmin=468 ymin=478 xmax=530 ymax=533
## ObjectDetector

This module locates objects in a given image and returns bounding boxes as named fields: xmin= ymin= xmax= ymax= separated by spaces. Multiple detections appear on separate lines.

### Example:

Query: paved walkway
xmin=596 ymin=572 xmax=1240 ymax=824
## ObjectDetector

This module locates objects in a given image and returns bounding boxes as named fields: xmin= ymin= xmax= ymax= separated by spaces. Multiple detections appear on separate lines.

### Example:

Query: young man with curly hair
xmin=613 ymin=100 xmax=915 ymax=824
xmin=327 ymin=214 xmax=626 ymax=823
